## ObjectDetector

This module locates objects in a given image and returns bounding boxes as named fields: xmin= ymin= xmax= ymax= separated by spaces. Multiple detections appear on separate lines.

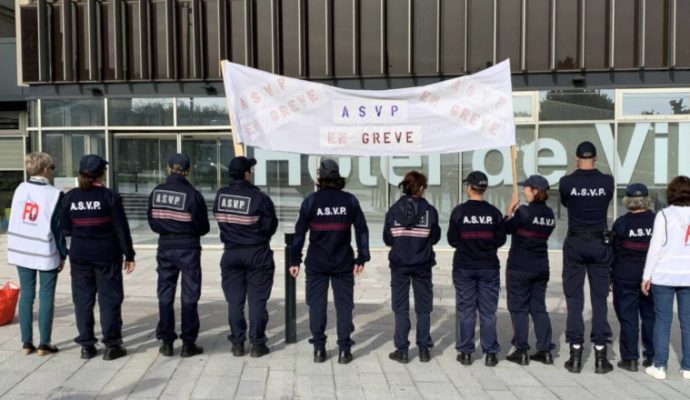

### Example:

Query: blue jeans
xmin=651 ymin=284 xmax=690 ymax=370
xmin=16 ymin=267 xmax=58 ymax=345
xmin=454 ymin=268 xmax=501 ymax=354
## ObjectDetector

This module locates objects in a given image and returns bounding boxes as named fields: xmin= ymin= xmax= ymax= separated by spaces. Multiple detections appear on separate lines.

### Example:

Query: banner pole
xmin=511 ymin=144 xmax=518 ymax=195
xmin=220 ymin=60 xmax=245 ymax=157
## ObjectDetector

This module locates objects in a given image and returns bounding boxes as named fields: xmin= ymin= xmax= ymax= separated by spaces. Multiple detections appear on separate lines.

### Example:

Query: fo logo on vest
xmin=22 ymin=201 xmax=39 ymax=223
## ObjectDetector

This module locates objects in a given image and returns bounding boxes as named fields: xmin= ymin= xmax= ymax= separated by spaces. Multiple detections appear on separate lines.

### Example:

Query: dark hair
xmin=78 ymin=169 xmax=106 ymax=190
xmin=398 ymin=171 xmax=428 ymax=196
xmin=466 ymin=183 xmax=486 ymax=195
xmin=530 ymin=188 xmax=549 ymax=203
xmin=317 ymin=176 xmax=346 ymax=190
xmin=169 ymin=165 xmax=189 ymax=176
xmin=667 ymin=175 xmax=690 ymax=206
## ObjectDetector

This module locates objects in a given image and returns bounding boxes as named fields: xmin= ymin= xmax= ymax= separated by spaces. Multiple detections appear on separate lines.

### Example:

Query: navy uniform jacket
xmin=612 ymin=210 xmax=655 ymax=282
xmin=558 ymin=169 xmax=614 ymax=232
xmin=383 ymin=195 xmax=441 ymax=269
xmin=213 ymin=180 xmax=278 ymax=248
xmin=447 ymin=199 xmax=506 ymax=270
xmin=147 ymin=174 xmax=210 ymax=250
xmin=505 ymin=202 xmax=556 ymax=271
xmin=61 ymin=185 xmax=135 ymax=263
xmin=290 ymin=188 xmax=370 ymax=274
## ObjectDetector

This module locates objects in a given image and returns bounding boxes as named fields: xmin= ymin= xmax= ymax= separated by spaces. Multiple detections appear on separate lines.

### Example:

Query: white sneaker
xmin=645 ymin=365 xmax=667 ymax=380
xmin=681 ymin=369 xmax=690 ymax=379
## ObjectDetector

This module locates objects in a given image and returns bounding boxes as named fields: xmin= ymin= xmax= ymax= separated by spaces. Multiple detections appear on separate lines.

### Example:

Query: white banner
xmin=221 ymin=60 xmax=516 ymax=156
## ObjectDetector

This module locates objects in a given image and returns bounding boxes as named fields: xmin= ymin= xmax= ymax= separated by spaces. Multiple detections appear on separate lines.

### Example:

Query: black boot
xmin=231 ymin=342 xmax=245 ymax=357
xmin=457 ymin=352 xmax=472 ymax=365
xmin=313 ymin=348 xmax=327 ymax=363
xmin=530 ymin=351 xmax=553 ymax=365
xmin=485 ymin=353 xmax=498 ymax=367
xmin=389 ymin=349 xmax=409 ymax=364
xmin=103 ymin=346 xmax=127 ymax=361
xmin=250 ymin=344 xmax=270 ymax=358
xmin=594 ymin=346 xmax=614 ymax=374
xmin=419 ymin=348 xmax=431 ymax=363
xmin=180 ymin=342 xmax=204 ymax=358
xmin=338 ymin=350 xmax=353 ymax=364
xmin=617 ymin=359 xmax=638 ymax=372
xmin=564 ymin=344 xmax=583 ymax=373
xmin=506 ymin=349 xmax=529 ymax=366
xmin=80 ymin=345 xmax=97 ymax=360
xmin=159 ymin=341 xmax=174 ymax=357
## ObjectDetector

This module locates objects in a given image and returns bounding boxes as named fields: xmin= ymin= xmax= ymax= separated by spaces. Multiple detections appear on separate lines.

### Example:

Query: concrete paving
xmin=1 ymin=235 xmax=689 ymax=399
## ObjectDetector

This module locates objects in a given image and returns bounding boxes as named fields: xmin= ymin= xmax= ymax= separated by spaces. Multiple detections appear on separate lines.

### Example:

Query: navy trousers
xmin=506 ymin=268 xmax=554 ymax=352
xmin=454 ymin=268 xmax=500 ymax=354
xmin=156 ymin=248 xmax=202 ymax=344
xmin=306 ymin=269 xmax=355 ymax=351
xmin=220 ymin=247 xmax=275 ymax=345
xmin=562 ymin=237 xmax=613 ymax=345
xmin=70 ymin=259 xmax=124 ymax=348
xmin=390 ymin=267 xmax=433 ymax=351
xmin=613 ymin=279 xmax=655 ymax=361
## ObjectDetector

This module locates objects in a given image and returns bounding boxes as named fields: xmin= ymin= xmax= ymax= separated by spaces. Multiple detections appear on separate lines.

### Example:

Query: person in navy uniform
xmin=60 ymin=155 xmax=135 ymax=361
xmin=559 ymin=141 xmax=615 ymax=374
xmin=289 ymin=159 xmax=370 ymax=364
xmin=503 ymin=175 xmax=556 ymax=366
xmin=214 ymin=156 xmax=278 ymax=358
xmin=448 ymin=170 xmax=506 ymax=367
xmin=612 ymin=183 xmax=655 ymax=372
xmin=384 ymin=171 xmax=441 ymax=364
xmin=148 ymin=153 xmax=210 ymax=358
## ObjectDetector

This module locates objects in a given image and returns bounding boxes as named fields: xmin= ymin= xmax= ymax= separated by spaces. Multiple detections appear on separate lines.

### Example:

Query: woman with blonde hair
xmin=7 ymin=152 xmax=67 ymax=355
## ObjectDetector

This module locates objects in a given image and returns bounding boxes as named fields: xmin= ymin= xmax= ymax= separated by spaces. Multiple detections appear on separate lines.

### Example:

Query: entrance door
xmin=181 ymin=134 xmax=235 ymax=199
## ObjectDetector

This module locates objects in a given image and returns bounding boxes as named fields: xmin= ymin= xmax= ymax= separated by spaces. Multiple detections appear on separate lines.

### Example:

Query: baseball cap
xmin=168 ymin=153 xmax=191 ymax=171
xmin=79 ymin=155 xmax=108 ymax=178
xmin=576 ymin=141 xmax=597 ymax=159
xmin=518 ymin=175 xmax=550 ymax=191
xmin=228 ymin=156 xmax=257 ymax=179
xmin=318 ymin=159 xmax=341 ymax=179
xmin=463 ymin=171 xmax=489 ymax=188
xmin=626 ymin=183 xmax=649 ymax=197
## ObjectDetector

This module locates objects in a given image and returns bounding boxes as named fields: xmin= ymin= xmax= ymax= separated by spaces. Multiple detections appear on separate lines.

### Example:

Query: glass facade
xmin=19 ymin=90 xmax=690 ymax=249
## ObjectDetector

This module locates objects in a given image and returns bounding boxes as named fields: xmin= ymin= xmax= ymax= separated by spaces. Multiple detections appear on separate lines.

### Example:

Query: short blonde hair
xmin=623 ymin=195 xmax=652 ymax=211
xmin=25 ymin=152 xmax=54 ymax=177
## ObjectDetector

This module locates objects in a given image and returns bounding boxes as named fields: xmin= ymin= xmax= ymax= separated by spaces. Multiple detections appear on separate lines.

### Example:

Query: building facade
xmin=9 ymin=0 xmax=690 ymax=248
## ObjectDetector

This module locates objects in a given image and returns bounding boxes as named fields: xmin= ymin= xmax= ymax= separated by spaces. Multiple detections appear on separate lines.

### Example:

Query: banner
xmin=221 ymin=60 xmax=515 ymax=156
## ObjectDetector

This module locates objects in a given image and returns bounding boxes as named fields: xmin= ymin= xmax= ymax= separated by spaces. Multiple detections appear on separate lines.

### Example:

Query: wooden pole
xmin=511 ymin=144 xmax=519 ymax=200
xmin=220 ymin=60 xmax=245 ymax=157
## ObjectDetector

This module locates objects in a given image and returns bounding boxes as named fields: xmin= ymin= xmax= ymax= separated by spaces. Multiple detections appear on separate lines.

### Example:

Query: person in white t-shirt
xmin=642 ymin=175 xmax=690 ymax=380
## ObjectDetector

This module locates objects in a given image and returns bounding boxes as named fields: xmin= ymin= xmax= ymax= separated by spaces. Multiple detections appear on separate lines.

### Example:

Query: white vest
xmin=7 ymin=181 xmax=62 ymax=271
xmin=644 ymin=205 xmax=690 ymax=286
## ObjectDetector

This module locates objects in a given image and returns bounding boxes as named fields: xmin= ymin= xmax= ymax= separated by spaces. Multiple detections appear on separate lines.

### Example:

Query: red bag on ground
xmin=0 ymin=281 xmax=20 ymax=326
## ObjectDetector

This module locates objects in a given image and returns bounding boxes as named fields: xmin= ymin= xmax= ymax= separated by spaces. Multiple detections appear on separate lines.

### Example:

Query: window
xmin=622 ymin=92 xmax=690 ymax=116
xmin=108 ymin=98 xmax=174 ymax=126
xmin=539 ymin=90 xmax=615 ymax=121
xmin=42 ymin=99 xmax=105 ymax=127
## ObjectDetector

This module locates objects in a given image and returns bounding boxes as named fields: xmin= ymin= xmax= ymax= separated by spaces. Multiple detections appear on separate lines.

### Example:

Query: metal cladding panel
xmin=16 ymin=0 xmax=690 ymax=86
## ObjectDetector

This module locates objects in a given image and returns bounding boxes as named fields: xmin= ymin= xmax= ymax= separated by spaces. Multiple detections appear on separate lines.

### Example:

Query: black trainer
xmin=81 ymin=345 xmax=97 ymax=360
xmin=594 ymin=346 xmax=613 ymax=374
xmin=250 ymin=344 xmax=270 ymax=358
xmin=180 ymin=343 xmax=204 ymax=358
xmin=159 ymin=342 xmax=174 ymax=357
xmin=642 ymin=358 xmax=653 ymax=368
xmin=338 ymin=350 xmax=353 ymax=364
xmin=457 ymin=352 xmax=472 ymax=365
xmin=231 ymin=342 xmax=245 ymax=357
xmin=485 ymin=353 xmax=498 ymax=367
xmin=617 ymin=359 xmax=638 ymax=372
xmin=506 ymin=349 xmax=529 ymax=366
xmin=419 ymin=348 xmax=431 ymax=363
xmin=103 ymin=346 xmax=127 ymax=361
xmin=314 ymin=348 xmax=327 ymax=363
xmin=564 ymin=344 xmax=583 ymax=373
xmin=530 ymin=351 xmax=554 ymax=365
xmin=388 ymin=350 xmax=409 ymax=364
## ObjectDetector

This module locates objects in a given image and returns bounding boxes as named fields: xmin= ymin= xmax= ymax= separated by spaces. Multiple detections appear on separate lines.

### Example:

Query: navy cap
xmin=576 ymin=141 xmax=597 ymax=159
xmin=79 ymin=154 xmax=108 ymax=178
xmin=518 ymin=175 xmax=550 ymax=191
xmin=168 ymin=153 xmax=191 ymax=171
xmin=626 ymin=183 xmax=649 ymax=197
xmin=228 ymin=156 xmax=257 ymax=179
xmin=463 ymin=170 xmax=489 ymax=188
xmin=318 ymin=159 xmax=341 ymax=179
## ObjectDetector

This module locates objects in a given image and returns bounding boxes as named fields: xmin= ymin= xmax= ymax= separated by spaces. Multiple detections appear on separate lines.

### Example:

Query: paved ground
xmin=0 ymin=235 xmax=689 ymax=399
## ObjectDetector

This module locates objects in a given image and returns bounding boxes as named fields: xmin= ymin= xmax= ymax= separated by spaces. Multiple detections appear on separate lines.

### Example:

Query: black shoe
xmin=81 ymin=345 xmax=97 ymax=360
xmin=103 ymin=346 xmax=127 ymax=361
xmin=564 ymin=344 xmax=583 ymax=373
xmin=338 ymin=350 xmax=353 ymax=364
xmin=594 ymin=346 xmax=613 ymax=374
xmin=37 ymin=344 xmax=59 ymax=356
xmin=159 ymin=341 xmax=174 ymax=357
xmin=389 ymin=349 xmax=409 ymax=364
xmin=180 ymin=343 xmax=204 ymax=358
xmin=419 ymin=348 xmax=431 ymax=363
xmin=617 ymin=359 xmax=638 ymax=372
xmin=313 ymin=348 xmax=327 ymax=363
xmin=642 ymin=358 xmax=653 ymax=368
xmin=231 ymin=342 xmax=245 ymax=357
xmin=530 ymin=351 xmax=554 ymax=365
xmin=22 ymin=343 xmax=36 ymax=355
xmin=457 ymin=352 xmax=472 ymax=366
xmin=250 ymin=344 xmax=270 ymax=358
xmin=485 ymin=353 xmax=498 ymax=367
xmin=506 ymin=349 xmax=529 ymax=366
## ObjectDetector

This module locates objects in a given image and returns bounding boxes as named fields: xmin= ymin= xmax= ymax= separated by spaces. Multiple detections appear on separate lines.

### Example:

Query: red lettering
xmin=373 ymin=132 xmax=380 ymax=144
xmin=383 ymin=132 xmax=390 ymax=143
xmin=270 ymin=110 xmax=279 ymax=122
xmin=468 ymin=112 xmax=480 ymax=125
xmin=459 ymin=108 xmax=471 ymax=121
xmin=277 ymin=77 xmax=287 ymax=89
xmin=395 ymin=131 xmax=403 ymax=142
xmin=262 ymin=84 xmax=274 ymax=96
xmin=288 ymin=100 xmax=299 ymax=112
xmin=362 ymin=133 xmax=369 ymax=144
xmin=685 ymin=225 xmax=690 ymax=245
xmin=251 ymin=92 xmax=261 ymax=104
xmin=240 ymin=98 xmax=249 ymax=111
xmin=22 ymin=202 xmax=39 ymax=222
xmin=406 ymin=131 xmax=413 ymax=143
xmin=307 ymin=89 xmax=319 ymax=102
xmin=280 ymin=106 xmax=290 ymax=117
